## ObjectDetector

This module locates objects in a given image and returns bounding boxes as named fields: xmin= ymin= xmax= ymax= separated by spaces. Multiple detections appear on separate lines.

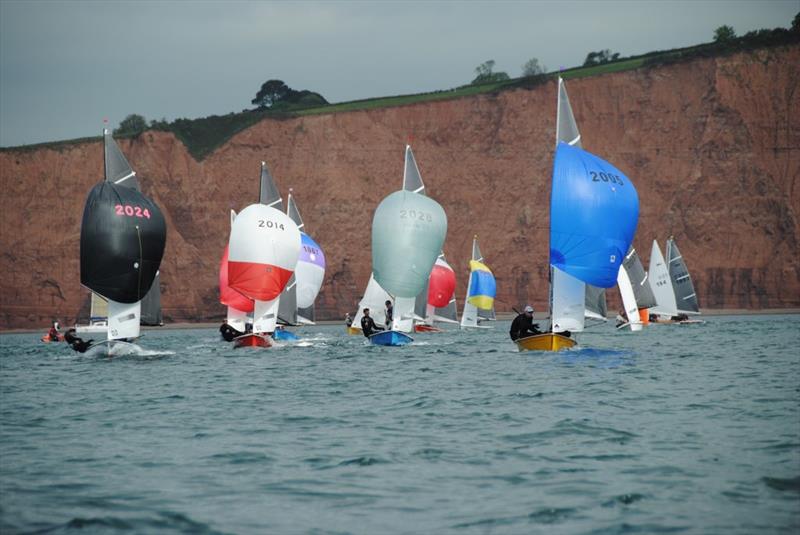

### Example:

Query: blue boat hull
xmin=368 ymin=330 xmax=413 ymax=346
xmin=272 ymin=329 xmax=300 ymax=341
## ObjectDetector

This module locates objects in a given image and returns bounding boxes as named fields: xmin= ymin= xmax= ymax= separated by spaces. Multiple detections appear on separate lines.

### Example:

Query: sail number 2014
xmin=115 ymin=204 xmax=151 ymax=218
xmin=258 ymin=219 xmax=286 ymax=230
xmin=589 ymin=171 xmax=624 ymax=186
xmin=400 ymin=209 xmax=433 ymax=222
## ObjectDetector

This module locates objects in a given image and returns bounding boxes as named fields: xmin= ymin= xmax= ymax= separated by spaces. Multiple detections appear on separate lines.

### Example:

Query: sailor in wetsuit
xmin=384 ymin=300 xmax=394 ymax=329
xmin=219 ymin=320 xmax=243 ymax=342
xmin=509 ymin=305 xmax=542 ymax=341
xmin=360 ymin=308 xmax=384 ymax=338
xmin=64 ymin=328 xmax=93 ymax=353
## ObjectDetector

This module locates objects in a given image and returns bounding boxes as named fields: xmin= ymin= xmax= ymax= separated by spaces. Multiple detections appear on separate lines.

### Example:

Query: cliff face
xmin=1 ymin=46 xmax=798 ymax=328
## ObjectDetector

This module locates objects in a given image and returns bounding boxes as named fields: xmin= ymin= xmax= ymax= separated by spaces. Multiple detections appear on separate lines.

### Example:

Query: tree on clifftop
xmin=521 ymin=57 xmax=546 ymax=77
xmin=582 ymin=49 xmax=620 ymax=67
xmin=713 ymin=25 xmax=736 ymax=42
xmin=114 ymin=114 xmax=147 ymax=136
xmin=472 ymin=60 xmax=510 ymax=84
xmin=251 ymin=79 xmax=328 ymax=110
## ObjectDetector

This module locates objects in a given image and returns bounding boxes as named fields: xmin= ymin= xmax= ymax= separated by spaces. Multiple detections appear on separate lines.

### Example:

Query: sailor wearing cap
xmin=509 ymin=305 xmax=542 ymax=341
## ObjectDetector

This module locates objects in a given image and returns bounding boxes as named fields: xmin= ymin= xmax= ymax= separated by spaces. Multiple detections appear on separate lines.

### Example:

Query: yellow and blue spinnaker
xmin=467 ymin=260 xmax=496 ymax=310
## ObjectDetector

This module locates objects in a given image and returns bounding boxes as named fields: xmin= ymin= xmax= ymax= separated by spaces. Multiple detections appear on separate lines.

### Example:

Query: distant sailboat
xmin=75 ymin=129 xmax=167 ymax=352
xmin=460 ymin=236 xmax=496 ymax=329
xmin=416 ymin=253 xmax=458 ymax=332
xmin=616 ymin=246 xmax=657 ymax=330
xmin=226 ymin=162 xmax=301 ymax=348
xmin=648 ymin=238 xmax=702 ymax=323
xmin=286 ymin=190 xmax=326 ymax=325
xmin=516 ymin=78 xmax=639 ymax=351
xmin=369 ymin=145 xmax=447 ymax=346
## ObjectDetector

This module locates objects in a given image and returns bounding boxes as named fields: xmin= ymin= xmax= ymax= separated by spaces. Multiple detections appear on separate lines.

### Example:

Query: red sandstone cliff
xmin=1 ymin=46 xmax=798 ymax=328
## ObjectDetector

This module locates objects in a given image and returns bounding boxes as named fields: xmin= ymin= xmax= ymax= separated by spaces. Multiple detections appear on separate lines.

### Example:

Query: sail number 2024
xmin=115 ymin=204 xmax=151 ymax=218
xmin=400 ymin=209 xmax=433 ymax=222
xmin=589 ymin=171 xmax=624 ymax=186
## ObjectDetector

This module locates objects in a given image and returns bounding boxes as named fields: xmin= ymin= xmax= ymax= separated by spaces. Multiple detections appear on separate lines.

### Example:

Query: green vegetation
xmin=3 ymin=19 xmax=796 ymax=159
xmin=114 ymin=114 xmax=147 ymax=136
xmin=582 ymin=49 xmax=621 ymax=67
xmin=251 ymin=79 xmax=327 ymax=110
xmin=714 ymin=25 xmax=737 ymax=42
xmin=471 ymin=60 xmax=510 ymax=84
xmin=521 ymin=57 xmax=546 ymax=77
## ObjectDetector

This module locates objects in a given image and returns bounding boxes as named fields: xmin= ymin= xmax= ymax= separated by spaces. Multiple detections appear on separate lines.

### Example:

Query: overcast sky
xmin=0 ymin=0 xmax=796 ymax=147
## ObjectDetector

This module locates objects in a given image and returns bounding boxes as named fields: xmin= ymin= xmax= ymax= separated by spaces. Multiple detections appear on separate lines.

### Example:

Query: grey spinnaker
xmin=666 ymin=238 xmax=700 ymax=314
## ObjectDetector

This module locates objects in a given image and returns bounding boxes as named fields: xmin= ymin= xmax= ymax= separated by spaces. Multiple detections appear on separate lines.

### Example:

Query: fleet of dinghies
xmin=60 ymin=83 xmax=705 ymax=353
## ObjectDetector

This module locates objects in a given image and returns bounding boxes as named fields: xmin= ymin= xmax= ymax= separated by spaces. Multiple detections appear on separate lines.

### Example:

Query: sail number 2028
xmin=400 ymin=209 xmax=433 ymax=222
xmin=589 ymin=171 xmax=624 ymax=186
xmin=115 ymin=204 xmax=151 ymax=218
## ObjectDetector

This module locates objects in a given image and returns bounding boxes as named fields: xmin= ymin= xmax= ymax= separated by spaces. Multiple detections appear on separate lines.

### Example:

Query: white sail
xmin=617 ymin=266 xmax=643 ymax=331
xmin=107 ymin=299 xmax=141 ymax=341
xmin=392 ymin=296 xmax=419 ymax=333
xmin=648 ymin=240 xmax=678 ymax=317
xmin=226 ymin=306 xmax=248 ymax=333
xmin=253 ymin=298 xmax=280 ymax=334
xmin=551 ymin=267 xmax=585 ymax=332
xmin=666 ymin=238 xmax=701 ymax=315
xmin=352 ymin=274 xmax=392 ymax=329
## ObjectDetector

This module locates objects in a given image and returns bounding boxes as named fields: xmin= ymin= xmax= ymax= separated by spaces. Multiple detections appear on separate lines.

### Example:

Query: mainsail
xmin=666 ymin=238 xmax=700 ymax=315
xmin=79 ymin=130 xmax=167 ymax=341
xmin=460 ymin=236 xmax=496 ymax=329
xmin=648 ymin=239 xmax=678 ymax=317
xmin=617 ymin=246 xmax=657 ymax=330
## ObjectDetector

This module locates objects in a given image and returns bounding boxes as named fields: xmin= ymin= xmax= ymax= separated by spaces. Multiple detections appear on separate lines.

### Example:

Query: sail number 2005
xmin=589 ymin=171 xmax=624 ymax=186
xmin=115 ymin=204 xmax=151 ymax=218
xmin=400 ymin=209 xmax=433 ymax=222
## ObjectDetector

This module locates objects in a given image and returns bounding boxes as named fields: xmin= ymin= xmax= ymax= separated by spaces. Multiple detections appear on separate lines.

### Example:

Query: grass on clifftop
xmin=3 ymin=27 xmax=796 ymax=160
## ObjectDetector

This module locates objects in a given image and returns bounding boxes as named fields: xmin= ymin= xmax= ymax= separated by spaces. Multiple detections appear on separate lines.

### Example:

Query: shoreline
xmin=1 ymin=308 xmax=798 ymax=335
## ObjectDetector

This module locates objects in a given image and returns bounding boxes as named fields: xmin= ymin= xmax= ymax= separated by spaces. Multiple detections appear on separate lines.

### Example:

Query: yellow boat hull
xmin=347 ymin=326 xmax=362 ymax=335
xmin=515 ymin=333 xmax=576 ymax=352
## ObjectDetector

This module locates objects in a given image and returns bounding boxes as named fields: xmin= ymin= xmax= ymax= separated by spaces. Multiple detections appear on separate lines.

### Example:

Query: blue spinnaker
xmin=549 ymin=142 xmax=639 ymax=288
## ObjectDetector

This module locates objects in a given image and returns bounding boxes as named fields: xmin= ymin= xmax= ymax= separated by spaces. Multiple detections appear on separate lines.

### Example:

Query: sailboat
xmin=415 ymin=253 xmax=458 ymax=332
xmin=286 ymin=190 xmax=326 ymax=323
xmin=648 ymin=238 xmax=703 ymax=323
xmin=349 ymin=274 xmax=392 ymax=335
xmin=516 ymin=78 xmax=639 ymax=351
xmin=460 ymin=236 xmax=496 ymax=329
xmin=77 ymin=131 xmax=164 ymax=333
xmin=369 ymin=145 xmax=447 ymax=346
xmin=226 ymin=162 xmax=301 ymax=348
xmin=555 ymin=75 xmax=610 ymax=325
xmin=616 ymin=246 xmax=657 ymax=331
xmin=75 ymin=129 xmax=167 ymax=352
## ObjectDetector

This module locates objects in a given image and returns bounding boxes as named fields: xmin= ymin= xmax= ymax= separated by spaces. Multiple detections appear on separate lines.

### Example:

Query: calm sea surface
xmin=1 ymin=315 xmax=798 ymax=534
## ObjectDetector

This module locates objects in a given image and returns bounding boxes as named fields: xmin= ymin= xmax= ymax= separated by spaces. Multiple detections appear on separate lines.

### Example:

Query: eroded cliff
xmin=1 ymin=46 xmax=798 ymax=328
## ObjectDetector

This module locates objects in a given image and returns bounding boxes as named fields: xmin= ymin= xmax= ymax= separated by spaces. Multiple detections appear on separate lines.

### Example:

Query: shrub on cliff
xmin=714 ymin=25 xmax=737 ymax=42
xmin=114 ymin=114 xmax=147 ymax=137
xmin=582 ymin=49 xmax=621 ymax=67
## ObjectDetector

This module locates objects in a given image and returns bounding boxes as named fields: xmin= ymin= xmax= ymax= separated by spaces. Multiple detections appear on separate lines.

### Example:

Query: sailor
xmin=64 ymin=328 xmax=92 ymax=353
xmin=615 ymin=309 xmax=627 ymax=328
xmin=384 ymin=300 xmax=394 ymax=328
xmin=345 ymin=313 xmax=353 ymax=327
xmin=360 ymin=308 xmax=384 ymax=338
xmin=219 ymin=320 xmax=242 ymax=342
xmin=46 ymin=321 xmax=61 ymax=341
xmin=509 ymin=305 xmax=542 ymax=341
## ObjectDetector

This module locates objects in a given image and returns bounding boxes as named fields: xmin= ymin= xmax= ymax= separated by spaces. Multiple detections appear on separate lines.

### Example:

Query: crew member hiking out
xmin=509 ymin=305 xmax=542 ymax=341
xmin=384 ymin=300 xmax=394 ymax=328
xmin=360 ymin=308 xmax=384 ymax=338
xmin=64 ymin=328 xmax=93 ymax=353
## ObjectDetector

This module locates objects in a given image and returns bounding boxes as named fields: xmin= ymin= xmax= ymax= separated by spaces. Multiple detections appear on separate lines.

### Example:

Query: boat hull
xmin=369 ymin=330 xmax=413 ymax=346
xmin=272 ymin=329 xmax=299 ymax=341
xmin=414 ymin=324 xmax=442 ymax=333
xmin=233 ymin=333 xmax=272 ymax=349
xmin=515 ymin=333 xmax=576 ymax=352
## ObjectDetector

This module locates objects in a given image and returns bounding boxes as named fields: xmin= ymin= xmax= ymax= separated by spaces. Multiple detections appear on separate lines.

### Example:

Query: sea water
xmin=1 ymin=314 xmax=798 ymax=534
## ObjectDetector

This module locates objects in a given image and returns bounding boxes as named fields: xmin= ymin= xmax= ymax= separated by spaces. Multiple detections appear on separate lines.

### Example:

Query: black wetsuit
xmin=219 ymin=323 xmax=242 ymax=342
xmin=509 ymin=313 xmax=542 ymax=341
xmin=361 ymin=316 xmax=384 ymax=338
xmin=64 ymin=330 xmax=92 ymax=353
xmin=384 ymin=305 xmax=393 ymax=327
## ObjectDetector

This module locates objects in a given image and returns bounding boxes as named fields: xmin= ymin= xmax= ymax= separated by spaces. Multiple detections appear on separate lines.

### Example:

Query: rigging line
xmin=136 ymin=225 xmax=143 ymax=300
